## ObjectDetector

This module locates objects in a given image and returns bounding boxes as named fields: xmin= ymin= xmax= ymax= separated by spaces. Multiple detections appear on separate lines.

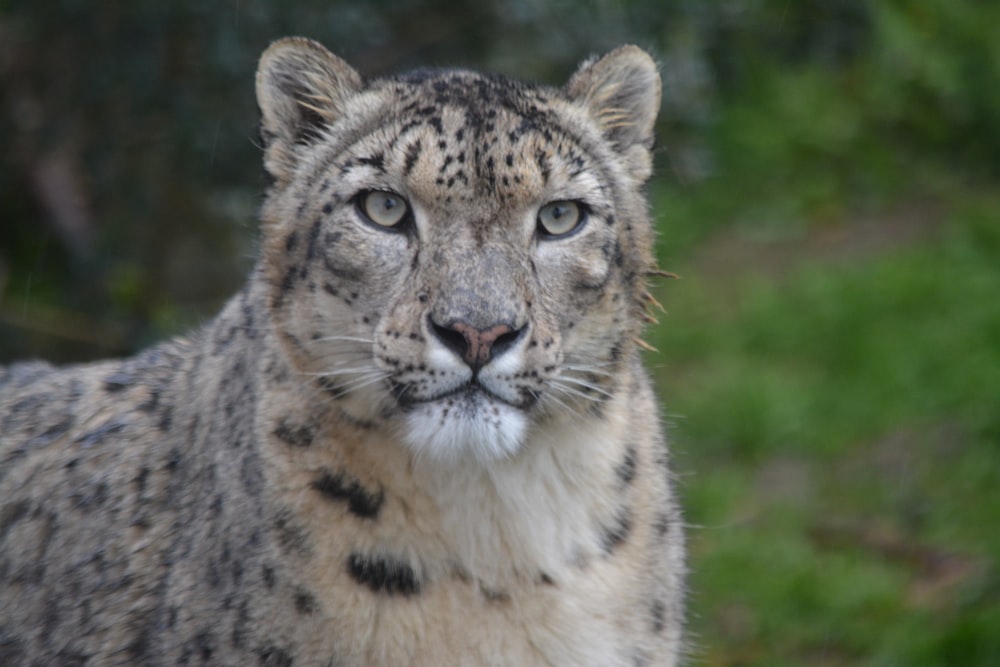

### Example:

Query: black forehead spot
xmin=389 ymin=69 xmax=558 ymax=136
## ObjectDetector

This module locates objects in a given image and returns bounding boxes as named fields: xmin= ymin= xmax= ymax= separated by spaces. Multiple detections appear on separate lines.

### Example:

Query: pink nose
xmin=430 ymin=320 xmax=524 ymax=370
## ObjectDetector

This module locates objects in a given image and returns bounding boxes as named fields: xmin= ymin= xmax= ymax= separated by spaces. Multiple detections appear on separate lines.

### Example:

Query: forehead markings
xmin=308 ymin=71 xmax=620 ymax=215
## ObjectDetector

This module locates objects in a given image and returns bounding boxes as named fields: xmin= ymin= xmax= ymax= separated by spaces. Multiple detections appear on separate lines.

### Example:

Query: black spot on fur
xmin=294 ymin=588 xmax=318 ymax=614
xmin=134 ymin=467 xmax=150 ymax=494
xmin=124 ymin=612 xmax=158 ymax=661
xmin=273 ymin=511 xmax=310 ymax=555
xmin=71 ymin=481 xmax=109 ymax=511
xmin=316 ymin=376 xmax=347 ymax=399
xmin=257 ymin=644 xmax=294 ymax=667
xmin=27 ymin=415 xmax=74 ymax=447
xmin=137 ymin=384 xmax=162 ymax=413
xmin=262 ymin=565 xmax=276 ymax=589
xmin=616 ymin=444 xmax=638 ymax=487
xmin=103 ymin=371 xmax=133 ymax=392
xmin=272 ymin=419 xmax=315 ymax=448
xmin=185 ymin=630 xmax=216 ymax=662
xmin=273 ymin=266 xmax=299 ymax=308
xmin=0 ymin=500 xmax=30 ymax=541
xmin=600 ymin=506 xmax=633 ymax=555
xmin=312 ymin=470 xmax=384 ymax=519
xmin=213 ymin=324 xmax=239 ymax=353
xmin=74 ymin=418 xmax=128 ymax=447
xmin=241 ymin=449 xmax=265 ymax=495
xmin=346 ymin=552 xmax=421 ymax=596
xmin=653 ymin=510 xmax=672 ymax=538
xmin=651 ymin=599 xmax=667 ymax=634
xmin=157 ymin=405 xmax=174 ymax=431
xmin=403 ymin=140 xmax=423 ymax=175
xmin=305 ymin=219 xmax=322 ymax=261
xmin=336 ymin=408 xmax=379 ymax=431
xmin=231 ymin=600 xmax=252 ymax=648
xmin=358 ymin=153 xmax=385 ymax=171
xmin=51 ymin=648 xmax=91 ymax=666
xmin=535 ymin=149 xmax=551 ymax=184
xmin=165 ymin=448 xmax=182 ymax=474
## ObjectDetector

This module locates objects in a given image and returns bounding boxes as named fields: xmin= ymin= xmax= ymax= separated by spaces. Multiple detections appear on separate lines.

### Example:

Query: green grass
xmin=648 ymin=191 xmax=1000 ymax=665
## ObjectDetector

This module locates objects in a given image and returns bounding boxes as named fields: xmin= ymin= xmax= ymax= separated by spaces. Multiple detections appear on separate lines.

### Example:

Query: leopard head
xmin=255 ymin=38 xmax=660 ymax=462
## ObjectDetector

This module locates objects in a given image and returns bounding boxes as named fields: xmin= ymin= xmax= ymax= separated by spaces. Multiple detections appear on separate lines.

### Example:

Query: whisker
xmin=562 ymin=359 xmax=616 ymax=369
xmin=553 ymin=375 xmax=614 ymax=398
xmin=310 ymin=357 xmax=375 ymax=368
xmin=561 ymin=364 xmax=615 ymax=378
xmin=329 ymin=374 xmax=391 ymax=393
xmin=294 ymin=368 xmax=391 ymax=397
xmin=302 ymin=367 xmax=383 ymax=377
xmin=540 ymin=391 xmax=584 ymax=419
xmin=309 ymin=335 xmax=374 ymax=345
xmin=547 ymin=380 xmax=604 ymax=403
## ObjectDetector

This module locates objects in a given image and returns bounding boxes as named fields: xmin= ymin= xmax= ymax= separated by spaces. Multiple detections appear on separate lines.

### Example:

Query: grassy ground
xmin=647 ymin=179 xmax=1000 ymax=664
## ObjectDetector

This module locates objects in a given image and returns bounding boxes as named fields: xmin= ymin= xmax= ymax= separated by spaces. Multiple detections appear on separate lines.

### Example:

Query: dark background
xmin=2 ymin=1 xmax=999 ymax=664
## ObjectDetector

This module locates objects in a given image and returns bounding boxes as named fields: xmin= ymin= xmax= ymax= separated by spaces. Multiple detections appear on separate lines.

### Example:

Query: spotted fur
xmin=0 ymin=38 xmax=685 ymax=665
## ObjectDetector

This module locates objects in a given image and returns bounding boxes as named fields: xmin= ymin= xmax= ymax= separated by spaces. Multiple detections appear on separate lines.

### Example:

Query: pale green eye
xmin=360 ymin=190 xmax=410 ymax=228
xmin=537 ymin=200 xmax=585 ymax=237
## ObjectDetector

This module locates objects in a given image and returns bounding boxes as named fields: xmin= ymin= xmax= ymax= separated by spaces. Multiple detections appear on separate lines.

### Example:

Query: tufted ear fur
xmin=256 ymin=37 xmax=362 ymax=184
xmin=566 ymin=45 xmax=661 ymax=181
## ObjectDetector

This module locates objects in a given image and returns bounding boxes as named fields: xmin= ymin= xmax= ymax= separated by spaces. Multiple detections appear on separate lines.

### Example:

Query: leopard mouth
xmin=391 ymin=379 xmax=537 ymax=411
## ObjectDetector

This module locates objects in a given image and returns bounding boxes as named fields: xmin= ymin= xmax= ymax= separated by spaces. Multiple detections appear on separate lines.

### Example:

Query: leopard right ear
xmin=566 ymin=45 xmax=661 ymax=182
xmin=255 ymin=38 xmax=362 ymax=185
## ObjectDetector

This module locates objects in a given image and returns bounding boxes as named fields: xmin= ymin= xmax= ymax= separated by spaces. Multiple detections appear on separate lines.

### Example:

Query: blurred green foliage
xmin=2 ymin=0 xmax=999 ymax=664
xmin=654 ymin=201 xmax=1000 ymax=665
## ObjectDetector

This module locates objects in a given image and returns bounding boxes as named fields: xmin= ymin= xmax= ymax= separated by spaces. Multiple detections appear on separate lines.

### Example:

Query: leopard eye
xmin=359 ymin=190 xmax=410 ymax=228
xmin=537 ymin=200 xmax=585 ymax=238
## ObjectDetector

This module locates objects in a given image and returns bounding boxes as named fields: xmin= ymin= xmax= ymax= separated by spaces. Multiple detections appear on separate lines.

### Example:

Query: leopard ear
xmin=255 ymin=38 xmax=362 ymax=184
xmin=566 ymin=45 xmax=661 ymax=181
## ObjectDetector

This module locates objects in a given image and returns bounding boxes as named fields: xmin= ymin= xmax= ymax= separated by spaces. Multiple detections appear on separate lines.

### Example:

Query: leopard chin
xmin=401 ymin=391 xmax=528 ymax=462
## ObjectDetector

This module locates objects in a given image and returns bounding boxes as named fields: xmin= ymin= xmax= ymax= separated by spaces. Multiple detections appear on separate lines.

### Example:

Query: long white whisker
xmin=295 ymin=369 xmax=391 ymax=396
xmin=309 ymin=335 xmax=374 ymax=344
xmin=547 ymin=380 xmax=603 ymax=403
xmin=561 ymin=364 xmax=615 ymax=378
xmin=540 ymin=390 xmax=584 ymax=418
xmin=302 ymin=367 xmax=382 ymax=377
xmin=330 ymin=374 xmax=390 ymax=392
xmin=554 ymin=375 xmax=615 ymax=398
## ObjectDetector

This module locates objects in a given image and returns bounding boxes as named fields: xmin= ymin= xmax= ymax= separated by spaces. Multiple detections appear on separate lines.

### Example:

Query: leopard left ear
xmin=256 ymin=37 xmax=362 ymax=185
xmin=566 ymin=45 xmax=661 ymax=181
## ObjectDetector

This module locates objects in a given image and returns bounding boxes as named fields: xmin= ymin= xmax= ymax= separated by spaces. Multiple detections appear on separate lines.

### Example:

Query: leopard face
xmin=256 ymin=39 xmax=659 ymax=461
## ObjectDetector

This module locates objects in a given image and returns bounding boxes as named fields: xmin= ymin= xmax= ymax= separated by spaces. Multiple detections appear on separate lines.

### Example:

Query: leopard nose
xmin=429 ymin=318 xmax=526 ymax=371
